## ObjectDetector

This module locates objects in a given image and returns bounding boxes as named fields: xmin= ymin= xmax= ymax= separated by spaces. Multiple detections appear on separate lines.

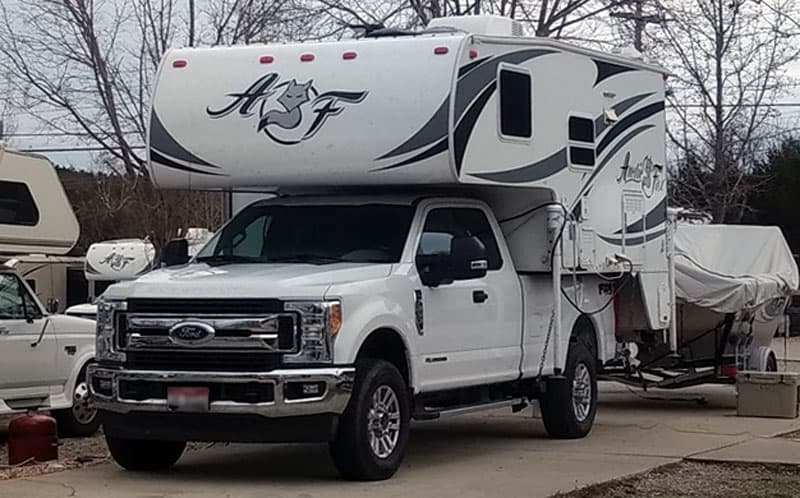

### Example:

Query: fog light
xmin=91 ymin=377 xmax=113 ymax=396
xmin=285 ymin=381 xmax=326 ymax=400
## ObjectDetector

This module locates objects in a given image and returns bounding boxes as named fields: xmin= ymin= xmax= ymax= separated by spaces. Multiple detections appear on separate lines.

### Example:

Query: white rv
xmin=0 ymin=146 xmax=98 ymax=436
xmin=88 ymin=16 xmax=795 ymax=479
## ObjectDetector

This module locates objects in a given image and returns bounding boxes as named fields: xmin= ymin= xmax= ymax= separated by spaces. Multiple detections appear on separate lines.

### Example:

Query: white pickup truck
xmin=0 ymin=267 xmax=98 ymax=435
xmin=90 ymin=15 xmax=790 ymax=482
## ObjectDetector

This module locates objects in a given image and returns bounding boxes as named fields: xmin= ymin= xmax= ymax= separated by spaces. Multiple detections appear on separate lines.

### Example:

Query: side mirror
xmin=163 ymin=238 xmax=190 ymax=267
xmin=417 ymin=254 xmax=454 ymax=288
xmin=45 ymin=298 xmax=60 ymax=314
xmin=450 ymin=236 xmax=488 ymax=281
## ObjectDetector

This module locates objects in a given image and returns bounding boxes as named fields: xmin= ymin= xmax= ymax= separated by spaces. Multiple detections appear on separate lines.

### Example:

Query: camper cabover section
xmin=0 ymin=147 xmax=79 ymax=255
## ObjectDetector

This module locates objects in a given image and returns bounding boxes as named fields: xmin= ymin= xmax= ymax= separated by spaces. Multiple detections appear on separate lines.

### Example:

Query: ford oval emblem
xmin=168 ymin=321 xmax=216 ymax=347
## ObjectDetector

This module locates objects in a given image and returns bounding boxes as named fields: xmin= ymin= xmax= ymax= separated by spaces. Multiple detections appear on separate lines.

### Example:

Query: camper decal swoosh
xmin=150 ymin=150 xmax=227 ymax=176
xmin=593 ymin=60 xmax=638 ymax=86
xmin=150 ymin=111 xmax=221 ymax=169
xmin=598 ymin=228 xmax=667 ymax=246
xmin=371 ymin=138 xmax=448 ymax=171
xmin=597 ymin=101 xmax=664 ymax=155
xmin=376 ymin=49 xmax=556 ymax=165
xmin=470 ymin=148 xmax=568 ymax=183
xmin=454 ymin=82 xmax=497 ymax=173
xmin=594 ymin=92 xmax=655 ymax=137
xmin=206 ymin=73 xmax=367 ymax=146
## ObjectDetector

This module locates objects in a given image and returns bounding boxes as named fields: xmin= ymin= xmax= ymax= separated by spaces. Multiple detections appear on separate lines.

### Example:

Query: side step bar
xmin=414 ymin=398 xmax=527 ymax=421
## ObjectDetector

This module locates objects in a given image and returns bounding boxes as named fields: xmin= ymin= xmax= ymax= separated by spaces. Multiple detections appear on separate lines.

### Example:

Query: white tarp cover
xmin=673 ymin=224 xmax=799 ymax=313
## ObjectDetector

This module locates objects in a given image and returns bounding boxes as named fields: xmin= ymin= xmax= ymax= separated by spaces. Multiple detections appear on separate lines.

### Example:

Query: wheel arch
xmin=354 ymin=327 xmax=413 ymax=390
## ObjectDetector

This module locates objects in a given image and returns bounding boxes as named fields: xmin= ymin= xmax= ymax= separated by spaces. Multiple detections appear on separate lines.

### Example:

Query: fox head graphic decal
xmin=206 ymin=73 xmax=367 ymax=145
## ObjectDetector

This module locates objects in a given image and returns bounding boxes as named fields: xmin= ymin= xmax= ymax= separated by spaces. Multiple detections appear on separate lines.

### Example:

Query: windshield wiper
xmin=195 ymin=254 xmax=262 ymax=265
xmin=269 ymin=254 xmax=349 ymax=265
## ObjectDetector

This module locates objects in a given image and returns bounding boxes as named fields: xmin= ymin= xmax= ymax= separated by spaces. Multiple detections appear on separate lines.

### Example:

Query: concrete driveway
xmin=3 ymin=382 xmax=799 ymax=498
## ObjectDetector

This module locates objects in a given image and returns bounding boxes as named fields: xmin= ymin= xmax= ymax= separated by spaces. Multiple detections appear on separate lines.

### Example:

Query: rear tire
xmin=106 ymin=436 xmax=186 ymax=471
xmin=329 ymin=358 xmax=410 ymax=481
xmin=540 ymin=339 xmax=598 ymax=439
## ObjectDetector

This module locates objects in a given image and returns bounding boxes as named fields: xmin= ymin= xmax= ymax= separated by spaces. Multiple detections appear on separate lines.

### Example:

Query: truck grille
xmin=126 ymin=351 xmax=280 ymax=372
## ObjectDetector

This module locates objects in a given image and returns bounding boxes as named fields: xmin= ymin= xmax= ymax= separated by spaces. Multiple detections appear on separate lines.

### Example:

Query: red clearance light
xmin=300 ymin=53 xmax=315 ymax=62
xmin=721 ymin=365 xmax=738 ymax=377
xmin=172 ymin=59 xmax=187 ymax=68
xmin=469 ymin=49 xmax=478 ymax=59
xmin=260 ymin=55 xmax=274 ymax=64
xmin=342 ymin=51 xmax=357 ymax=60
xmin=434 ymin=46 xmax=449 ymax=55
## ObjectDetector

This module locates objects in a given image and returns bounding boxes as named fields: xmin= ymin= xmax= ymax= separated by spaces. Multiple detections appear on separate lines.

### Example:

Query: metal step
xmin=414 ymin=398 xmax=527 ymax=420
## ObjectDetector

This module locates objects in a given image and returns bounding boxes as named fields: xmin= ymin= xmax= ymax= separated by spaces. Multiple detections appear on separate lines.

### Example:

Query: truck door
xmin=0 ymin=272 xmax=59 ymax=405
xmin=414 ymin=206 xmax=523 ymax=392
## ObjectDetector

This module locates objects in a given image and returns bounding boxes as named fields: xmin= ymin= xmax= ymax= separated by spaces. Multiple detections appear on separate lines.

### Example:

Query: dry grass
xmin=556 ymin=461 xmax=800 ymax=498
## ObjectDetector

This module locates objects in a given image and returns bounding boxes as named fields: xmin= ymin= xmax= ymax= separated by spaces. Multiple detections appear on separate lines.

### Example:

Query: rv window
xmin=417 ymin=208 xmax=502 ymax=270
xmin=570 ymin=147 xmax=596 ymax=167
xmin=569 ymin=117 xmax=594 ymax=143
xmin=499 ymin=69 xmax=532 ymax=139
xmin=0 ymin=181 xmax=39 ymax=226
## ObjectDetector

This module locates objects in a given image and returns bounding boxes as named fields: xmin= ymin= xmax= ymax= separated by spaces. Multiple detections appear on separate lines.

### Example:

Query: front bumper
xmin=88 ymin=365 xmax=355 ymax=418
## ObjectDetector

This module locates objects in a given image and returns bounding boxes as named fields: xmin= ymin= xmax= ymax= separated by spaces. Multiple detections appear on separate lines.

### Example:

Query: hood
xmin=51 ymin=313 xmax=96 ymax=334
xmin=104 ymin=262 xmax=393 ymax=300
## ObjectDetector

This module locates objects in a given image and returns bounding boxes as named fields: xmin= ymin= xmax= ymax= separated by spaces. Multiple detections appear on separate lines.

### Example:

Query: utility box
xmin=736 ymin=371 xmax=800 ymax=419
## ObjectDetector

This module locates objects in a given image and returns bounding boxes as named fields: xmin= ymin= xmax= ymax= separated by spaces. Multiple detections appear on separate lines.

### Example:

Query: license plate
xmin=167 ymin=386 xmax=209 ymax=413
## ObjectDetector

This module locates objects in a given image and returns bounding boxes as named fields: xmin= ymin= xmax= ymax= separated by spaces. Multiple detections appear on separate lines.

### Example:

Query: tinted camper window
xmin=0 ymin=181 xmax=39 ymax=226
xmin=568 ymin=116 xmax=596 ymax=168
xmin=499 ymin=69 xmax=532 ymax=139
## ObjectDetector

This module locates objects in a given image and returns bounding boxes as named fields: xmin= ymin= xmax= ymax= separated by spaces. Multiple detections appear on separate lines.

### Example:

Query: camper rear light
xmin=300 ymin=53 xmax=315 ymax=62
xmin=434 ymin=46 xmax=449 ymax=55
xmin=342 ymin=51 xmax=357 ymax=60
xmin=722 ymin=365 xmax=738 ymax=377
xmin=260 ymin=55 xmax=274 ymax=64
xmin=172 ymin=59 xmax=187 ymax=68
xmin=469 ymin=49 xmax=478 ymax=59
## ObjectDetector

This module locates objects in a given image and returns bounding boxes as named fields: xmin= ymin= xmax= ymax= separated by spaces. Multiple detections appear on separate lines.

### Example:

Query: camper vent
xmin=428 ymin=15 xmax=525 ymax=37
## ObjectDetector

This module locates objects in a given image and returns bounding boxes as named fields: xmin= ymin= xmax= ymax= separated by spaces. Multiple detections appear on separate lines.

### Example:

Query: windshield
xmin=196 ymin=204 xmax=414 ymax=265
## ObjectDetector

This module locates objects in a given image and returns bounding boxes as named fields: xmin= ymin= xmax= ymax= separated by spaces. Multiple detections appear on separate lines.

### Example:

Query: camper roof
xmin=0 ymin=146 xmax=80 ymax=255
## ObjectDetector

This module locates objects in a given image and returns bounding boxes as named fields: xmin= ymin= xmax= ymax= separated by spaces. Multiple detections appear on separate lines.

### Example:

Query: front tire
xmin=53 ymin=364 xmax=100 ymax=437
xmin=540 ymin=339 xmax=598 ymax=439
xmin=106 ymin=436 xmax=186 ymax=471
xmin=329 ymin=359 xmax=410 ymax=481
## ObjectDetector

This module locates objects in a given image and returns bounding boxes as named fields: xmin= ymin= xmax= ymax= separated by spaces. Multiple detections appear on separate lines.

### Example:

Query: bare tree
xmin=650 ymin=0 xmax=800 ymax=222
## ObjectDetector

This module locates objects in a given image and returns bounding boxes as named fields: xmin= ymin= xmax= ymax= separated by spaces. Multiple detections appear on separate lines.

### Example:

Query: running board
xmin=414 ymin=398 xmax=527 ymax=421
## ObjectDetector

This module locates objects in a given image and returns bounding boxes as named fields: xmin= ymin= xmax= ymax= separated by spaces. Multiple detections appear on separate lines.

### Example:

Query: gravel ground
xmin=0 ymin=415 xmax=207 ymax=481
xmin=556 ymin=461 xmax=800 ymax=498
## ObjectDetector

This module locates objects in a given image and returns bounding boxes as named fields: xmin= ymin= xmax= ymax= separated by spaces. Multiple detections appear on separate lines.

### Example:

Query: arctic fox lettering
xmin=206 ymin=73 xmax=367 ymax=145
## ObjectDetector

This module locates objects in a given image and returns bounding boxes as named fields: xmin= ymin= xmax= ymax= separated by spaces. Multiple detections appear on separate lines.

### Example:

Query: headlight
xmin=284 ymin=300 xmax=341 ymax=363
xmin=96 ymin=298 xmax=126 ymax=363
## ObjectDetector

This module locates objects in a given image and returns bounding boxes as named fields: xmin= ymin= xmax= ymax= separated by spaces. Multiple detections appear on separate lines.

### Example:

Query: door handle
xmin=473 ymin=290 xmax=489 ymax=304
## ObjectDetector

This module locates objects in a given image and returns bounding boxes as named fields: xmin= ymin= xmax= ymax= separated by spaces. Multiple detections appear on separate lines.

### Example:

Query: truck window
xmin=0 ymin=180 xmax=40 ymax=226
xmin=417 ymin=208 xmax=502 ymax=270
xmin=499 ymin=68 xmax=532 ymax=139
xmin=197 ymin=204 xmax=414 ymax=265
xmin=0 ymin=274 xmax=39 ymax=320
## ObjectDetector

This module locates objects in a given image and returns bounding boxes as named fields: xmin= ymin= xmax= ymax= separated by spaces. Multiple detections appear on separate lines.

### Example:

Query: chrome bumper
xmin=88 ymin=365 xmax=355 ymax=418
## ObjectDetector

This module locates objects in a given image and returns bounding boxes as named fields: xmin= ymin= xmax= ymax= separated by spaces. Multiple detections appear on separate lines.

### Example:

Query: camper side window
xmin=0 ymin=181 xmax=40 ymax=226
xmin=568 ymin=116 xmax=596 ymax=168
xmin=499 ymin=68 xmax=532 ymax=139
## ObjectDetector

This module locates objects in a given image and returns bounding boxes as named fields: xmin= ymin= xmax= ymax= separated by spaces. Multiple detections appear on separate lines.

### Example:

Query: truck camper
xmin=89 ymin=15 xmax=795 ymax=480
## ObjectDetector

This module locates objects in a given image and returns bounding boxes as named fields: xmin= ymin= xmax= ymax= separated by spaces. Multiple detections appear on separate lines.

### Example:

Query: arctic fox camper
xmin=88 ymin=15 xmax=793 ymax=480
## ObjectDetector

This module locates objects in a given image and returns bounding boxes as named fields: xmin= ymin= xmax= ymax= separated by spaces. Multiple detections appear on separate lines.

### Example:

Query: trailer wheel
xmin=540 ymin=340 xmax=598 ymax=439
xmin=329 ymin=358 xmax=410 ymax=481
xmin=106 ymin=436 xmax=186 ymax=471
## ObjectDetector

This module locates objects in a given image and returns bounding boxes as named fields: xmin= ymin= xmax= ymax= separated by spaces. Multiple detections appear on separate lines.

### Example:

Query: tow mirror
xmin=163 ymin=238 xmax=190 ymax=267
xmin=450 ymin=236 xmax=488 ymax=281
xmin=46 ymin=298 xmax=60 ymax=314
xmin=418 ymin=254 xmax=454 ymax=288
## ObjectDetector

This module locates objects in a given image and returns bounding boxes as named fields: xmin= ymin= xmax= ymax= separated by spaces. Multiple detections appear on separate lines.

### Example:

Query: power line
xmin=21 ymin=146 xmax=145 ymax=153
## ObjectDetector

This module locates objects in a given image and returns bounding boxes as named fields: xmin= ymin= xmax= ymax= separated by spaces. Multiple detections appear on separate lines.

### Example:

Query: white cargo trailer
xmin=89 ymin=15 xmax=795 ymax=480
